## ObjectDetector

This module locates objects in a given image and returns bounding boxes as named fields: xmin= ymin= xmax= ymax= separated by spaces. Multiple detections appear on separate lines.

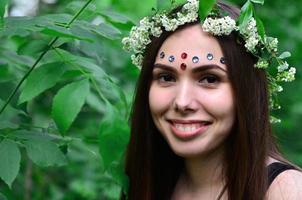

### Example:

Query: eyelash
xmin=154 ymin=72 xmax=221 ymax=87
xmin=155 ymin=73 xmax=176 ymax=84
xmin=199 ymin=74 xmax=221 ymax=86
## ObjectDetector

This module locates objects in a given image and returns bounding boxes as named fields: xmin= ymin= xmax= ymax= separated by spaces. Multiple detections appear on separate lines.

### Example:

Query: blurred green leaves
xmin=156 ymin=0 xmax=186 ymax=11
xmin=18 ymin=62 xmax=66 ymax=104
xmin=199 ymin=0 xmax=216 ymax=20
xmin=99 ymin=102 xmax=129 ymax=191
xmin=0 ymin=139 xmax=20 ymax=188
xmin=24 ymin=140 xmax=67 ymax=167
xmin=0 ymin=0 xmax=301 ymax=199
xmin=52 ymin=78 xmax=90 ymax=135
xmin=250 ymin=0 xmax=264 ymax=5
xmin=0 ymin=0 xmax=9 ymax=28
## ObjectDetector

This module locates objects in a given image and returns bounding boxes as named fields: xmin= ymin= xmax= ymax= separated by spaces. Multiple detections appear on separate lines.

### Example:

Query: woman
xmin=122 ymin=0 xmax=302 ymax=199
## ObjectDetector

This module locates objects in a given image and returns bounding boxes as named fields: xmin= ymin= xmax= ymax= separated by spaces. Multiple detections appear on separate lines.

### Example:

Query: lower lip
xmin=170 ymin=123 xmax=210 ymax=140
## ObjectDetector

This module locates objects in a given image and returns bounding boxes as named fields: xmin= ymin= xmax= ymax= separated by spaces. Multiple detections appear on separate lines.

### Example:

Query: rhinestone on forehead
xmin=192 ymin=56 xmax=199 ymax=63
xmin=159 ymin=51 xmax=165 ymax=59
xmin=220 ymin=57 xmax=226 ymax=64
xmin=168 ymin=55 xmax=175 ymax=62
xmin=181 ymin=52 xmax=187 ymax=59
xmin=207 ymin=53 xmax=214 ymax=60
xmin=180 ymin=63 xmax=187 ymax=70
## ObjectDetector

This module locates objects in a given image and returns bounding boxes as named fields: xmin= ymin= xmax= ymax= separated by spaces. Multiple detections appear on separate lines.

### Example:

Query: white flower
xmin=151 ymin=26 xmax=162 ymax=37
xmin=122 ymin=37 xmax=131 ymax=52
xmin=277 ymin=67 xmax=296 ymax=82
xmin=245 ymin=35 xmax=259 ymax=52
xmin=183 ymin=0 xmax=199 ymax=12
xmin=202 ymin=16 xmax=237 ymax=36
xmin=131 ymin=54 xmax=144 ymax=69
xmin=266 ymin=37 xmax=278 ymax=52
xmin=270 ymin=116 xmax=281 ymax=124
xmin=185 ymin=11 xmax=199 ymax=22
xmin=139 ymin=17 xmax=151 ymax=27
xmin=240 ymin=18 xmax=257 ymax=37
xmin=287 ymin=67 xmax=296 ymax=81
xmin=161 ymin=15 xmax=179 ymax=31
xmin=277 ymin=85 xmax=283 ymax=92
xmin=239 ymin=18 xmax=260 ymax=52
xmin=277 ymin=62 xmax=289 ymax=72
xmin=255 ymin=59 xmax=269 ymax=69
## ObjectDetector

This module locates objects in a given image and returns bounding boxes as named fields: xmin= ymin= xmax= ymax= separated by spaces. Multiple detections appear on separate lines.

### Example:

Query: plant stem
xmin=66 ymin=0 xmax=94 ymax=27
xmin=0 ymin=0 xmax=94 ymax=115
xmin=0 ymin=37 xmax=58 ymax=115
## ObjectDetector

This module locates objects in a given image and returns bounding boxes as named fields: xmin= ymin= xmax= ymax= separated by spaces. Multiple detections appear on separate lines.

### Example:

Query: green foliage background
xmin=0 ymin=0 xmax=301 ymax=199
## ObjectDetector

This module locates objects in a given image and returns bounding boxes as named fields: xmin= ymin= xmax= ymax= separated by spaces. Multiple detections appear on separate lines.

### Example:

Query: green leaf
xmin=89 ymin=22 xmax=121 ymax=40
xmin=86 ymin=92 xmax=106 ymax=113
xmin=0 ymin=193 xmax=8 ymax=200
xmin=0 ymin=63 xmax=15 ymax=83
xmin=0 ymin=139 xmax=21 ymax=188
xmin=108 ymin=161 xmax=129 ymax=193
xmin=65 ymin=1 xmax=96 ymax=15
xmin=99 ymin=102 xmax=130 ymax=171
xmin=199 ymin=0 xmax=216 ymax=21
xmin=24 ymin=140 xmax=67 ymax=167
xmin=156 ymin=0 xmax=172 ymax=11
xmin=156 ymin=0 xmax=186 ymax=11
xmin=40 ymin=24 xmax=93 ymax=42
xmin=0 ymin=0 xmax=9 ymax=28
xmin=250 ymin=0 xmax=264 ymax=5
xmin=238 ymin=0 xmax=254 ymax=29
xmin=255 ymin=15 xmax=265 ymax=42
xmin=1 ymin=16 xmax=43 ymax=37
xmin=0 ymin=0 xmax=8 ymax=17
xmin=1 ymin=50 xmax=35 ymax=67
xmin=99 ymin=10 xmax=132 ymax=24
xmin=11 ymin=130 xmax=53 ymax=141
xmin=52 ymin=48 xmax=107 ymax=78
xmin=52 ymin=79 xmax=90 ymax=135
xmin=0 ymin=121 xmax=18 ymax=130
xmin=18 ymin=62 xmax=66 ymax=104
xmin=278 ymin=51 xmax=291 ymax=59
xmin=0 ymin=99 xmax=25 ymax=130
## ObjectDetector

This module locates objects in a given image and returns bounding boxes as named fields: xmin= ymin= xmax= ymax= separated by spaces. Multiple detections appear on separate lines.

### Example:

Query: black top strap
xmin=267 ymin=162 xmax=296 ymax=188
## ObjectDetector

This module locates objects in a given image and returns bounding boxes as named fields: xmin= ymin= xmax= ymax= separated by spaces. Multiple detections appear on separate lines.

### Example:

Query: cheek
xmin=149 ymin=85 xmax=174 ymax=115
xmin=202 ymin=86 xmax=235 ymax=119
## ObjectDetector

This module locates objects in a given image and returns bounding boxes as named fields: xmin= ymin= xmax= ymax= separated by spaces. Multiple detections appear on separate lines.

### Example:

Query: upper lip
xmin=167 ymin=119 xmax=212 ymax=125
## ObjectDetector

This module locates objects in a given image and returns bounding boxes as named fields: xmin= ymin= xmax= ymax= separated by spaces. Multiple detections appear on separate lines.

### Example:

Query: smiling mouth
xmin=168 ymin=120 xmax=212 ymax=139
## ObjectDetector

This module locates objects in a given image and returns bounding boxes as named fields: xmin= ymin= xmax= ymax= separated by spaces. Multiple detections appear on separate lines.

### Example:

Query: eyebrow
xmin=153 ymin=63 xmax=227 ymax=73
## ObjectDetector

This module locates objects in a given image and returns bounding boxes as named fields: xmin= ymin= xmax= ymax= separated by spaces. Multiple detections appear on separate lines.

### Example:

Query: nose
xmin=173 ymin=81 xmax=198 ymax=114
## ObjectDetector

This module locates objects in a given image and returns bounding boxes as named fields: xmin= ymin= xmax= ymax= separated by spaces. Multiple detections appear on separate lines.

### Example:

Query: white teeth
xmin=174 ymin=123 xmax=203 ymax=132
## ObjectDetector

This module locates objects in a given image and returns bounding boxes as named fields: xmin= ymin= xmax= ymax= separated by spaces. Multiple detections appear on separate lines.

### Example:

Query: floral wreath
xmin=122 ymin=0 xmax=296 ymax=123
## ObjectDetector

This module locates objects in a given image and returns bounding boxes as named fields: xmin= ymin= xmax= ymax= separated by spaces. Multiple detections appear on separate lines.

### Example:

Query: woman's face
xmin=149 ymin=24 xmax=235 ymax=158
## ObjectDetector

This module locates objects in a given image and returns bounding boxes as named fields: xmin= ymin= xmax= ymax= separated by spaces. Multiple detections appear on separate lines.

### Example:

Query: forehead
xmin=155 ymin=24 xmax=226 ymax=70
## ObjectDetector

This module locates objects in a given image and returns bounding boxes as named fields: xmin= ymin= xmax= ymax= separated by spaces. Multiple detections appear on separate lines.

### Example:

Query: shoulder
xmin=267 ymin=168 xmax=302 ymax=200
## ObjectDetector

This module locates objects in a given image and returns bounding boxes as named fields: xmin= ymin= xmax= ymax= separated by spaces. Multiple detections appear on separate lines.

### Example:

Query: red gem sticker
xmin=181 ymin=52 xmax=187 ymax=59
xmin=180 ymin=63 xmax=187 ymax=70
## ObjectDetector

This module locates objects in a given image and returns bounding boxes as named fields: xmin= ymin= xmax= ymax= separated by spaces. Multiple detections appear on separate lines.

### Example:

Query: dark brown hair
xmin=122 ymin=1 xmax=284 ymax=200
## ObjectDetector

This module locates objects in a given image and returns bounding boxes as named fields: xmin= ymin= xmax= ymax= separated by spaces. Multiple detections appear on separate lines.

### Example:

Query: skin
xmin=148 ymin=24 xmax=302 ymax=199
xmin=149 ymin=24 xmax=234 ymax=199
xmin=266 ymin=159 xmax=302 ymax=200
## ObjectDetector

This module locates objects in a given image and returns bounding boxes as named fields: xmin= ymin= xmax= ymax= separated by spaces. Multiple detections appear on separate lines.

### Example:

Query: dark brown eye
xmin=205 ymin=76 xmax=218 ymax=83
xmin=157 ymin=73 xmax=175 ymax=82
xmin=199 ymin=75 xmax=220 ymax=86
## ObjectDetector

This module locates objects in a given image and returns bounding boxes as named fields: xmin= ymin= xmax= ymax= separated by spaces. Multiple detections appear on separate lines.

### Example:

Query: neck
xmin=181 ymin=145 xmax=227 ymax=193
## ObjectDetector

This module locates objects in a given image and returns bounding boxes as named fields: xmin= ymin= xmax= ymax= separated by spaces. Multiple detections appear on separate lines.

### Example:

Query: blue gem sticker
xmin=220 ymin=57 xmax=226 ymax=64
xmin=160 ymin=51 xmax=165 ymax=59
xmin=207 ymin=53 xmax=214 ymax=60
xmin=192 ymin=56 xmax=199 ymax=63
xmin=168 ymin=55 xmax=175 ymax=62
